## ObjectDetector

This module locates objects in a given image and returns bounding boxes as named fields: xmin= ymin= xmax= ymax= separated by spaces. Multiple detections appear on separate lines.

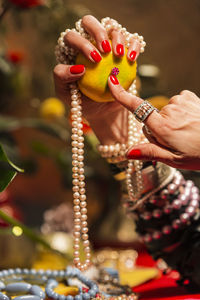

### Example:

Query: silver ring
xmin=134 ymin=101 xmax=157 ymax=123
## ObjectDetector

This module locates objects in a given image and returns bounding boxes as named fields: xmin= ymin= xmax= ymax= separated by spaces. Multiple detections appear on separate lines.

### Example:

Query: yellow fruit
xmin=40 ymin=97 xmax=65 ymax=119
xmin=76 ymin=43 xmax=137 ymax=102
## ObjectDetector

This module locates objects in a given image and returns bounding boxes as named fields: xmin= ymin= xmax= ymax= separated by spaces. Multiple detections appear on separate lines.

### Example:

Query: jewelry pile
xmin=0 ymin=267 xmax=98 ymax=300
xmin=55 ymin=17 xmax=147 ymax=271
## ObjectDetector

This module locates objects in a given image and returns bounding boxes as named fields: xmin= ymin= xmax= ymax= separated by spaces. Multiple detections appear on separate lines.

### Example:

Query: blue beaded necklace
xmin=0 ymin=267 xmax=99 ymax=300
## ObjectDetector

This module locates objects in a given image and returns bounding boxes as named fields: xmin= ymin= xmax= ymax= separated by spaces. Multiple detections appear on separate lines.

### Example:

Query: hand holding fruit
xmin=54 ymin=15 xmax=143 ymax=144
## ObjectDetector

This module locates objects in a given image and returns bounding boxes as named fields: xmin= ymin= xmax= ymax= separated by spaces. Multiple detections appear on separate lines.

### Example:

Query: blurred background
xmin=0 ymin=0 xmax=200 ymax=269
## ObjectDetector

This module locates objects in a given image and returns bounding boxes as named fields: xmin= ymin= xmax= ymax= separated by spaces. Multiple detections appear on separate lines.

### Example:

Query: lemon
xmin=40 ymin=97 xmax=65 ymax=119
xmin=76 ymin=43 xmax=137 ymax=102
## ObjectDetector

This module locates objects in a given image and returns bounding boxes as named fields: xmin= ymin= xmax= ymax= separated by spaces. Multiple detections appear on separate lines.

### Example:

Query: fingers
xmin=53 ymin=64 xmax=85 ymax=100
xmin=127 ymin=38 xmax=141 ymax=62
xmin=82 ymin=15 xmax=111 ymax=53
xmin=65 ymin=31 xmax=102 ymax=63
xmin=126 ymin=142 xmax=178 ymax=167
xmin=108 ymin=75 xmax=163 ymax=131
xmin=110 ymin=29 xmax=125 ymax=57
xmin=66 ymin=15 xmax=142 ymax=63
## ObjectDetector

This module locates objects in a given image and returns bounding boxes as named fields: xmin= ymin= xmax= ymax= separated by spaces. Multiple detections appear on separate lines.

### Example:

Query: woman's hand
xmin=108 ymin=77 xmax=200 ymax=170
xmin=54 ymin=15 xmax=142 ymax=145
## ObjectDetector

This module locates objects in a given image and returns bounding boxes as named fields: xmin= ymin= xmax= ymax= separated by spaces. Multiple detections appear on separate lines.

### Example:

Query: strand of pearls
xmin=70 ymin=83 xmax=91 ymax=272
xmin=101 ymin=17 xmax=146 ymax=53
xmin=55 ymin=17 xmax=146 ymax=271
xmin=126 ymin=81 xmax=145 ymax=201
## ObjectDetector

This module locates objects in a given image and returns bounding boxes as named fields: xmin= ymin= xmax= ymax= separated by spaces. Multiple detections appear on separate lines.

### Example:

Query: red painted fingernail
xmin=110 ymin=75 xmax=119 ymax=85
xmin=129 ymin=50 xmax=137 ymax=61
xmin=102 ymin=40 xmax=111 ymax=53
xmin=90 ymin=50 xmax=102 ymax=62
xmin=70 ymin=65 xmax=85 ymax=74
xmin=127 ymin=149 xmax=142 ymax=159
xmin=116 ymin=44 xmax=124 ymax=56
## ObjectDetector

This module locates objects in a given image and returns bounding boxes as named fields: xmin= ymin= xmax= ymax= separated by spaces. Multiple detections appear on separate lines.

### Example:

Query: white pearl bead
xmin=82 ymin=227 xmax=88 ymax=234
xmin=79 ymin=188 xmax=85 ymax=194
xmin=72 ymin=148 xmax=78 ymax=154
xmin=79 ymin=174 xmax=85 ymax=181
xmin=73 ymin=192 xmax=80 ymax=199
xmin=79 ymin=168 xmax=84 ymax=174
xmin=72 ymin=185 xmax=79 ymax=192
xmin=83 ymin=240 xmax=89 ymax=247
xmin=74 ymin=218 xmax=81 ymax=224
xmin=85 ymin=246 xmax=90 ymax=253
xmin=80 ymin=201 xmax=87 ymax=208
xmin=74 ymin=225 xmax=81 ymax=231
xmin=81 ymin=214 xmax=87 ymax=221
xmin=72 ymin=172 xmax=79 ymax=178
xmin=73 ymin=231 xmax=80 ymax=238
xmin=74 ymin=199 xmax=80 ymax=205
xmin=74 ymin=244 xmax=80 ymax=250
xmin=72 ymin=179 xmax=79 ymax=185
xmin=82 ymin=234 xmax=88 ymax=240
xmin=74 ymin=212 xmax=81 ymax=218
xmin=74 ymin=206 xmax=80 ymax=212
xmin=73 ymin=258 xmax=80 ymax=264
xmin=81 ymin=208 xmax=87 ymax=214
xmin=79 ymin=181 xmax=85 ymax=188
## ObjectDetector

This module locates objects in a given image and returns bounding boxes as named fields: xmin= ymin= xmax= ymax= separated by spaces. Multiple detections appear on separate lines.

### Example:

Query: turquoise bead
xmin=14 ymin=296 xmax=41 ymax=300
xmin=30 ymin=285 xmax=45 ymax=299
xmin=82 ymin=293 xmax=90 ymax=300
xmin=0 ymin=282 xmax=5 ymax=291
xmin=75 ymin=295 xmax=82 ymax=300
xmin=0 ymin=292 xmax=9 ymax=300
xmin=5 ymin=283 xmax=31 ymax=295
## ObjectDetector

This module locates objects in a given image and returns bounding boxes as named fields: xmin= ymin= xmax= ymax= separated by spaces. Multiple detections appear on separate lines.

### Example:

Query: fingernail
xmin=70 ymin=65 xmax=85 ymax=74
xmin=102 ymin=40 xmax=111 ymax=53
xmin=116 ymin=44 xmax=124 ymax=56
xmin=110 ymin=75 xmax=119 ymax=85
xmin=127 ymin=149 xmax=142 ymax=159
xmin=129 ymin=50 xmax=137 ymax=61
xmin=90 ymin=50 xmax=102 ymax=62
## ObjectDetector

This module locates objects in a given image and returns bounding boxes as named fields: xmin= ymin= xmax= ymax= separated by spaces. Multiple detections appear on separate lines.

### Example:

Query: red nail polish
xmin=102 ymin=40 xmax=111 ymax=53
xmin=70 ymin=65 xmax=85 ymax=74
xmin=127 ymin=149 xmax=142 ymax=159
xmin=90 ymin=50 xmax=102 ymax=62
xmin=110 ymin=75 xmax=119 ymax=85
xmin=129 ymin=50 xmax=137 ymax=61
xmin=116 ymin=44 xmax=124 ymax=56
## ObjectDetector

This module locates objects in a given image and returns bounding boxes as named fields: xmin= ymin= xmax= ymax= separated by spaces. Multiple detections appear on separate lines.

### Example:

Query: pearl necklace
xmin=55 ymin=17 xmax=146 ymax=271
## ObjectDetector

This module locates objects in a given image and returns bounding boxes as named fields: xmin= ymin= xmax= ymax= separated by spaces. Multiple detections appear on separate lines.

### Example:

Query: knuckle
xmin=169 ymin=95 xmax=180 ymax=104
xmin=117 ymin=88 xmax=126 ymax=102
xmin=147 ymin=144 xmax=156 ymax=159
xmin=53 ymin=64 xmax=66 ymax=79
xmin=64 ymin=30 xmax=75 ymax=43
xmin=180 ymin=89 xmax=190 ymax=96
xmin=82 ymin=15 xmax=94 ymax=26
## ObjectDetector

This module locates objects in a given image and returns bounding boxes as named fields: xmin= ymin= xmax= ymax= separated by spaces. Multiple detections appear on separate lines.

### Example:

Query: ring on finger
xmin=134 ymin=101 xmax=158 ymax=123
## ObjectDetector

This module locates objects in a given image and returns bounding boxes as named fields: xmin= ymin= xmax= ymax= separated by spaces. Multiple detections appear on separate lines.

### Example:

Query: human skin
xmin=108 ymin=78 xmax=200 ymax=170
xmin=54 ymin=15 xmax=142 ymax=146
xmin=54 ymin=15 xmax=200 ymax=170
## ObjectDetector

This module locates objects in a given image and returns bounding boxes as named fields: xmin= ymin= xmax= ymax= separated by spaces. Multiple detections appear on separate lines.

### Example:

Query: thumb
xmin=126 ymin=143 xmax=176 ymax=165
xmin=54 ymin=64 xmax=85 ymax=101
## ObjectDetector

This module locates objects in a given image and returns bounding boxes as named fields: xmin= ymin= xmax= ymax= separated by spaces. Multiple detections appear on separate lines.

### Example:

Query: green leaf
xmin=0 ymin=144 xmax=23 ymax=192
